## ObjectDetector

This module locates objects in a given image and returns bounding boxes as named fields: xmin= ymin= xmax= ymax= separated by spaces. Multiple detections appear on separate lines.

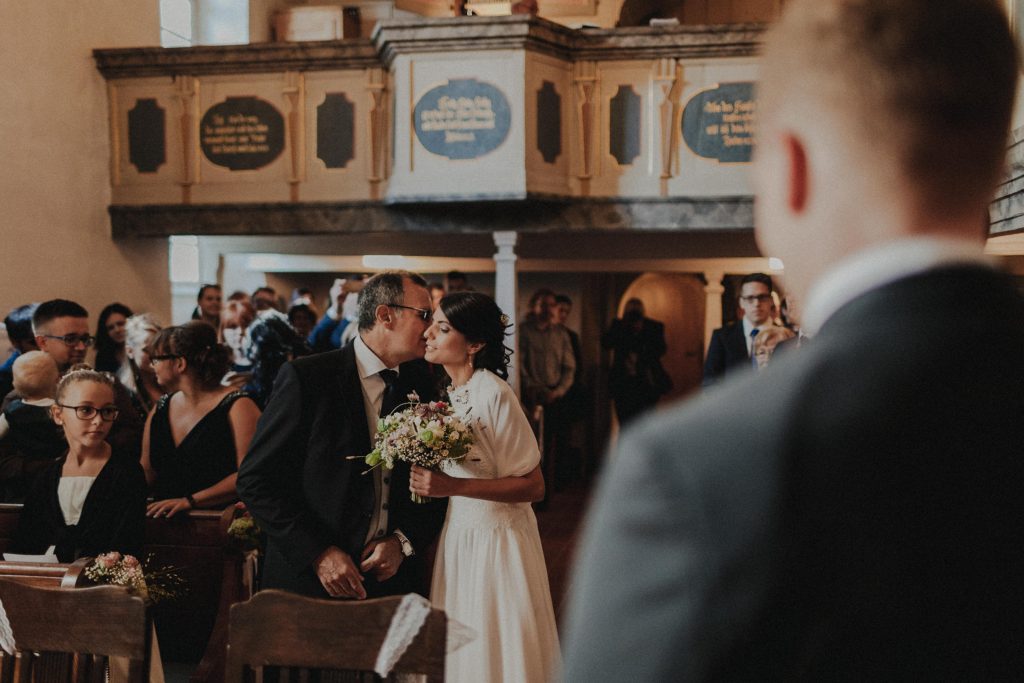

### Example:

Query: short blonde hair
xmin=760 ymin=0 xmax=1018 ymax=213
xmin=11 ymin=351 xmax=59 ymax=400
xmin=124 ymin=313 xmax=161 ymax=354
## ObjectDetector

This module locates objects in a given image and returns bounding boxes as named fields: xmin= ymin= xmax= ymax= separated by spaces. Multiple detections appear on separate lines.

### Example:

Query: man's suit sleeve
xmin=237 ymin=362 xmax=326 ymax=572
xmin=561 ymin=422 xmax=713 ymax=682
xmin=703 ymin=328 xmax=726 ymax=387
xmin=651 ymin=320 xmax=667 ymax=358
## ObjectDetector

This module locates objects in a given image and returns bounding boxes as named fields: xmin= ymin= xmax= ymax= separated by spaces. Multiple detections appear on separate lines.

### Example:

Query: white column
xmin=493 ymin=231 xmax=519 ymax=395
xmin=703 ymin=269 xmax=725 ymax=351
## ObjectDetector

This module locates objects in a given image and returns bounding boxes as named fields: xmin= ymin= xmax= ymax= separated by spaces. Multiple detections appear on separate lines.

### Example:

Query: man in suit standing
xmin=238 ymin=271 xmax=446 ymax=599
xmin=601 ymin=298 xmax=669 ymax=425
xmin=702 ymin=272 xmax=776 ymax=386
xmin=564 ymin=0 xmax=1024 ymax=679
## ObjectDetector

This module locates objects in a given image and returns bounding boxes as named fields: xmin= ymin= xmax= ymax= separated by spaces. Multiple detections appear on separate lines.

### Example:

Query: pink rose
xmin=122 ymin=555 xmax=140 ymax=569
xmin=98 ymin=552 xmax=119 ymax=568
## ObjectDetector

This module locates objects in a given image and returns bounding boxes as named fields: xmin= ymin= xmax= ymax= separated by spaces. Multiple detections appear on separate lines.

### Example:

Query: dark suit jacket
xmin=11 ymin=450 xmax=147 ymax=562
xmin=701 ymin=321 xmax=750 ymax=386
xmin=564 ymin=265 xmax=1024 ymax=680
xmin=237 ymin=344 xmax=447 ymax=598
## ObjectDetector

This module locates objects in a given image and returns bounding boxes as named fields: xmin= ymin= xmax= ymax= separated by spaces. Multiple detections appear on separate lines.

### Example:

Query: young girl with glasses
xmin=10 ymin=368 xmax=147 ymax=562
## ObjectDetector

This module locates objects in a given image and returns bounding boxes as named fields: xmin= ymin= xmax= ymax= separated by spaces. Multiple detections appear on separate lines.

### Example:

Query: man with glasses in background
xmin=239 ymin=270 xmax=446 ymax=600
xmin=702 ymin=272 xmax=777 ymax=387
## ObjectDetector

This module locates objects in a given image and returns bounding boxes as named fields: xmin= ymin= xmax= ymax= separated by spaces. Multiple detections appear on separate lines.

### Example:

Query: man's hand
xmin=360 ymin=537 xmax=404 ymax=582
xmin=314 ymin=546 xmax=366 ymax=599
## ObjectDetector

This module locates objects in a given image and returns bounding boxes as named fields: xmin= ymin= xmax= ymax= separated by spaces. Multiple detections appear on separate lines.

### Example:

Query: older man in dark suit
xmin=238 ymin=270 xmax=446 ymax=599
xmin=563 ymin=0 xmax=1024 ymax=679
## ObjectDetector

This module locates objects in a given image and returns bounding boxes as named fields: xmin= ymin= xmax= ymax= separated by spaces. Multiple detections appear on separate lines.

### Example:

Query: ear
xmin=782 ymin=132 xmax=809 ymax=214
xmin=34 ymin=335 xmax=47 ymax=352
xmin=467 ymin=342 xmax=484 ymax=356
xmin=50 ymin=404 xmax=63 ymax=426
xmin=374 ymin=304 xmax=393 ymax=327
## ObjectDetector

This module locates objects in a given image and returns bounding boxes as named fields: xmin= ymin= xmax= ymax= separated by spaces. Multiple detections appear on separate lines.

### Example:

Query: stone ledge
xmin=109 ymin=195 xmax=754 ymax=238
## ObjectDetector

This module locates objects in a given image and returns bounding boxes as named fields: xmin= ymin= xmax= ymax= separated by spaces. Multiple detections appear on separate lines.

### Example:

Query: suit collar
xmin=802 ymin=237 xmax=988 ymax=336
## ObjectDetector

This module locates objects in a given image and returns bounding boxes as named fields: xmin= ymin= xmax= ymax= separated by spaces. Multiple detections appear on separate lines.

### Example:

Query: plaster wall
xmin=0 ymin=0 xmax=171 ymax=328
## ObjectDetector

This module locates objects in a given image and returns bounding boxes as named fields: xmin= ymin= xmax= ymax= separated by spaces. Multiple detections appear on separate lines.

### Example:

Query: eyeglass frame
xmin=41 ymin=333 xmax=95 ymax=348
xmin=57 ymin=403 xmax=120 ymax=422
xmin=386 ymin=304 xmax=432 ymax=322
xmin=739 ymin=294 xmax=773 ymax=304
xmin=150 ymin=354 xmax=181 ymax=363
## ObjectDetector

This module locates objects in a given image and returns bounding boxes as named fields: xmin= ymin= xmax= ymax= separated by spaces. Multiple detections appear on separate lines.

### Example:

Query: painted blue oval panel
xmin=413 ymin=79 xmax=511 ymax=160
xmin=682 ymin=82 xmax=755 ymax=163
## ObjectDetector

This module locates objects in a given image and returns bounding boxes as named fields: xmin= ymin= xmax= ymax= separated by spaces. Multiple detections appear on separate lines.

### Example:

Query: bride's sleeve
xmin=486 ymin=380 xmax=541 ymax=478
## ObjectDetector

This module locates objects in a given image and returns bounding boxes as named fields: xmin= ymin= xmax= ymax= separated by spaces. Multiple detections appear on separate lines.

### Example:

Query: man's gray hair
xmin=357 ymin=270 xmax=428 ymax=331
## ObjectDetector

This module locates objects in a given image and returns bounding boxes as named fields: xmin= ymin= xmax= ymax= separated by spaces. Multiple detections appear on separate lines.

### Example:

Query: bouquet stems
xmin=411 ymin=492 xmax=434 ymax=504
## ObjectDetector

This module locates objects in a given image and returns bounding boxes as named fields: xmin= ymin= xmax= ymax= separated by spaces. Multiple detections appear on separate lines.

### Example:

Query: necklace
xmin=446 ymin=381 xmax=471 ymax=406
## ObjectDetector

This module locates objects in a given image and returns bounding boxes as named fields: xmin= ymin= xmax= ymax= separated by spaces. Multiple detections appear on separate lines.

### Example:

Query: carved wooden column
xmin=655 ymin=58 xmax=685 ymax=196
xmin=173 ymin=76 xmax=198 ymax=204
xmin=367 ymin=67 xmax=388 ymax=201
xmin=703 ymin=269 xmax=725 ymax=350
xmin=574 ymin=61 xmax=598 ymax=197
xmin=493 ymin=231 xmax=520 ymax=395
xmin=283 ymin=71 xmax=305 ymax=202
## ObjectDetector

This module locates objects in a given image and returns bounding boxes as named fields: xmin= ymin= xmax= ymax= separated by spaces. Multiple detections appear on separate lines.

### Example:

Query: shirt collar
xmin=801 ymin=237 xmax=990 ymax=337
xmin=354 ymin=334 xmax=397 ymax=381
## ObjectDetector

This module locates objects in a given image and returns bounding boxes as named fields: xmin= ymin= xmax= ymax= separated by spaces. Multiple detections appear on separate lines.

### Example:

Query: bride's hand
xmin=410 ymin=465 xmax=459 ymax=498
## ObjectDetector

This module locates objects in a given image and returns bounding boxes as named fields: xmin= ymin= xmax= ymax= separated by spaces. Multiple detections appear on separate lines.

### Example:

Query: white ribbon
xmin=0 ymin=597 xmax=15 ymax=655
xmin=373 ymin=594 xmax=477 ymax=678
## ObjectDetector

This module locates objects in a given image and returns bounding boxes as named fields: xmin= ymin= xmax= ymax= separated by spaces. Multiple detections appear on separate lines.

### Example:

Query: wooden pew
xmin=0 ymin=503 xmax=249 ymax=683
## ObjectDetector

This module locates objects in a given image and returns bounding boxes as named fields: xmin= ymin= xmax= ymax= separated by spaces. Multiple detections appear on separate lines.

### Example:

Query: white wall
xmin=0 ymin=0 xmax=171 ymax=329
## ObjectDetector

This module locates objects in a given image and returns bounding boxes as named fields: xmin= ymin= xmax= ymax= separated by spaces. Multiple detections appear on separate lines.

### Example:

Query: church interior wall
xmin=0 ymin=0 xmax=171 ymax=325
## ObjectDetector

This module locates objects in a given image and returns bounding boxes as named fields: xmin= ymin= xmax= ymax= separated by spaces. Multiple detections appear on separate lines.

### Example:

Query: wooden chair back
xmin=226 ymin=590 xmax=446 ymax=683
xmin=0 ymin=579 xmax=151 ymax=683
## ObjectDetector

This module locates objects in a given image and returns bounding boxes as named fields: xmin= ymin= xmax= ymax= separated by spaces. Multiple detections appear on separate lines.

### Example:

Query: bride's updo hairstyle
xmin=147 ymin=321 xmax=232 ymax=390
xmin=440 ymin=292 xmax=513 ymax=380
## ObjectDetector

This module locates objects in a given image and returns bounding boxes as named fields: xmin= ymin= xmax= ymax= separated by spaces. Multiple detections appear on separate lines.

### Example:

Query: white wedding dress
xmin=431 ymin=369 xmax=561 ymax=683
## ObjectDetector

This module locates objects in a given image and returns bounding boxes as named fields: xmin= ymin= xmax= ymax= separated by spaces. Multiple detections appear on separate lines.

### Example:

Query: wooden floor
xmin=535 ymin=480 xmax=593 ymax=621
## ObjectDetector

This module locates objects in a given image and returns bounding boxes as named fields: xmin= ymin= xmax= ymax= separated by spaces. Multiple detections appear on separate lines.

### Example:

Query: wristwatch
xmin=393 ymin=529 xmax=414 ymax=557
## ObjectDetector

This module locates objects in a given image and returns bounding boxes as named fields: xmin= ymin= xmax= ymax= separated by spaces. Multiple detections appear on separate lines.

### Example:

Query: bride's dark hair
xmin=439 ymin=292 xmax=513 ymax=380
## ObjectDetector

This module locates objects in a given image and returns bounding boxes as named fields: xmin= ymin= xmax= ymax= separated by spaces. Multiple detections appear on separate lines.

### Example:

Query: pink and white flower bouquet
xmin=85 ymin=552 xmax=185 ymax=605
xmin=363 ymin=392 xmax=475 ymax=503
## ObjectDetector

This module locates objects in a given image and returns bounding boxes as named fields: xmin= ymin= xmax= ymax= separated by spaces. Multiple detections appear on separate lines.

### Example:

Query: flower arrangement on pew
xmin=360 ymin=391 xmax=475 ymax=503
xmin=227 ymin=506 xmax=264 ymax=552
xmin=85 ymin=552 xmax=185 ymax=605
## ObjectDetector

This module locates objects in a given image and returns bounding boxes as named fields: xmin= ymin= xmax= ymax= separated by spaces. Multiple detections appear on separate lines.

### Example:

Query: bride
xmin=411 ymin=291 xmax=560 ymax=683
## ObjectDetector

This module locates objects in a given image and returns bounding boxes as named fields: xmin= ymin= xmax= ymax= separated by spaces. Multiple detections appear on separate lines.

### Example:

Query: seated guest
xmin=191 ymin=284 xmax=222 ymax=328
xmin=0 ymin=352 xmax=65 ymax=457
xmin=0 ymin=352 xmax=66 ymax=500
xmin=286 ymin=303 xmax=317 ymax=341
xmin=221 ymin=299 xmax=256 ymax=388
xmin=752 ymin=325 xmax=796 ymax=371
xmin=93 ymin=303 xmax=133 ymax=375
xmin=141 ymin=322 xmax=260 ymax=517
xmin=245 ymin=316 xmax=311 ymax=409
xmin=252 ymin=286 xmax=279 ymax=313
xmin=308 ymin=276 xmax=363 ymax=352
xmin=11 ymin=368 xmax=146 ymax=562
xmin=0 ymin=304 xmax=38 ymax=399
xmin=119 ymin=313 xmax=162 ymax=414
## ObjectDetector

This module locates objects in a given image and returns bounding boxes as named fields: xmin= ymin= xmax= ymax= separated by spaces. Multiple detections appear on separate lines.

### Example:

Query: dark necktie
xmin=750 ymin=328 xmax=760 ymax=370
xmin=378 ymin=369 xmax=402 ymax=417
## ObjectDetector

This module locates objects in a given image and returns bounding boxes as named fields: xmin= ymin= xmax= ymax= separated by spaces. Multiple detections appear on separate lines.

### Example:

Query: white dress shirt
xmin=353 ymin=335 xmax=402 ymax=547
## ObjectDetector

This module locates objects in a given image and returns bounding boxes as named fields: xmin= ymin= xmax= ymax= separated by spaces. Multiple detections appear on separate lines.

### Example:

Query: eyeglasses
xmin=387 ymin=304 xmax=432 ymax=322
xmin=151 ymin=354 xmax=180 ymax=363
xmin=739 ymin=295 xmax=773 ymax=304
xmin=58 ymin=403 xmax=119 ymax=422
xmin=42 ymin=334 xmax=95 ymax=347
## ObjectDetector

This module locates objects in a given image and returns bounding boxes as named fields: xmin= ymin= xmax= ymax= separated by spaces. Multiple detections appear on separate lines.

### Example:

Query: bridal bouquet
xmin=364 ymin=392 xmax=475 ymax=503
xmin=85 ymin=552 xmax=185 ymax=605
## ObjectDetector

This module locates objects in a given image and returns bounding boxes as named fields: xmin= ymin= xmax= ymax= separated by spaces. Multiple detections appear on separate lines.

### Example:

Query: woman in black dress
xmin=11 ymin=368 xmax=146 ymax=562
xmin=141 ymin=321 xmax=261 ymax=518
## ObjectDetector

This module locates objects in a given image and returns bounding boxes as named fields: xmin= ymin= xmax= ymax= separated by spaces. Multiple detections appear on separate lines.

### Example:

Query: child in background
xmin=0 ymin=352 xmax=66 ymax=498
